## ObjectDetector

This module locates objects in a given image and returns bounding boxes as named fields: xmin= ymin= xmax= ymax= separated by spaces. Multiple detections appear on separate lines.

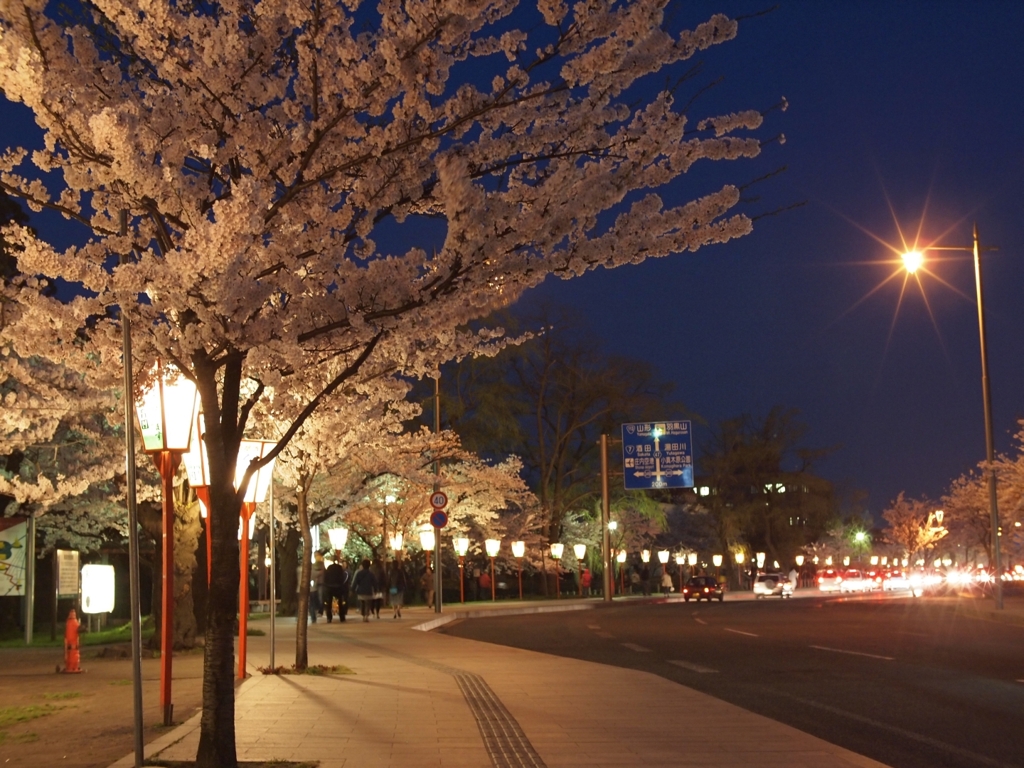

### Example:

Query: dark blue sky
xmin=523 ymin=0 xmax=1024 ymax=514
xmin=3 ymin=1 xmax=1023 ymax=516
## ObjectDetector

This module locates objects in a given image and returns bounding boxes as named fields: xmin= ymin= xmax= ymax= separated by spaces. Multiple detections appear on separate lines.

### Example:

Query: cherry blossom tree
xmin=881 ymin=491 xmax=945 ymax=562
xmin=0 ymin=1 xmax=781 ymax=762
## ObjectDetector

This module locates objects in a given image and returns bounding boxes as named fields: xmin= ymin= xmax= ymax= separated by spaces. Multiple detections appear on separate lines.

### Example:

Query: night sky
xmin=523 ymin=0 xmax=1024 ymax=515
xmin=3 ymin=1 xmax=1023 ymax=516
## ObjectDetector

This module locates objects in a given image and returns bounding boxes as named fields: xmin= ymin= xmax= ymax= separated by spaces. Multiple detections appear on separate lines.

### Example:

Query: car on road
xmin=683 ymin=575 xmax=724 ymax=602
xmin=817 ymin=568 xmax=844 ymax=593
xmin=753 ymin=573 xmax=794 ymax=599
xmin=882 ymin=569 xmax=910 ymax=591
xmin=839 ymin=569 xmax=871 ymax=593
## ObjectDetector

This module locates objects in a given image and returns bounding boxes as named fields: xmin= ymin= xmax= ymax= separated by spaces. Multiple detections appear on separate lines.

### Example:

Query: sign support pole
xmin=601 ymin=435 xmax=612 ymax=603
xmin=24 ymin=513 xmax=36 ymax=645
xmin=433 ymin=376 xmax=443 ymax=614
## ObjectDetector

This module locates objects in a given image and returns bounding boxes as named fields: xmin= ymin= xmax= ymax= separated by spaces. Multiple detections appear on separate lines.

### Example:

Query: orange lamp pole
xmin=238 ymin=501 xmax=256 ymax=680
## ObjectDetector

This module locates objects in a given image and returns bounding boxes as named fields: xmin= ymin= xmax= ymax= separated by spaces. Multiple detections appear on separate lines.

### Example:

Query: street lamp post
xmin=420 ymin=528 xmax=435 ymax=573
xmin=734 ymin=552 xmax=746 ymax=590
xmin=135 ymin=364 xmax=199 ymax=726
xmin=675 ymin=554 xmax=685 ymax=593
xmin=687 ymin=552 xmax=697 ymax=582
xmin=455 ymin=537 xmax=470 ymax=603
xmin=902 ymin=226 xmax=1003 ymax=609
xmin=182 ymin=414 xmax=212 ymax=584
xmin=574 ymin=544 xmax=587 ymax=597
xmin=616 ymin=549 xmax=627 ymax=595
xmin=712 ymin=554 xmax=723 ymax=585
xmin=550 ymin=543 xmax=564 ymax=599
xmin=657 ymin=550 xmax=669 ymax=595
xmin=485 ymin=539 xmax=500 ymax=601
xmin=236 ymin=440 xmax=276 ymax=681
xmin=511 ymin=541 xmax=525 ymax=599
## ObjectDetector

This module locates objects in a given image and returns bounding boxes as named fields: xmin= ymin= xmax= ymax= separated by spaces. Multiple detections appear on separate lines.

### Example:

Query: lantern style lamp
xmin=825 ymin=556 xmax=833 ymax=566
xmin=328 ymin=527 xmax=349 ymax=554
xmin=657 ymin=550 xmax=669 ymax=565
xmin=135 ymin=363 xmax=198 ymax=726
xmin=870 ymin=555 xmax=879 ymax=566
xmin=675 ymin=553 xmax=686 ymax=592
xmin=641 ymin=549 xmax=651 ymax=564
xmin=687 ymin=552 xmax=698 ymax=568
xmin=549 ymin=543 xmax=564 ymax=599
xmin=712 ymin=554 xmax=723 ymax=568
xmin=756 ymin=552 xmax=766 ymax=570
xmin=485 ymin=539 xmax=501 ymax=601
xmin=455 ymin=537 xmax=470 ymax=603
xmin=81 ymin=564 xmax=116 ymax=615
xmin=419 ymin=527 xmax=436 ymax=571
xmin=795 ymin=554 xmax=805 ymax=567
xmin=182 ymin=413 xmax=213 ymax=583
xmin=390 ymin=531 xmax=405 ymax=554
xmin=843 ymin=555 xmax=851 ymax=567
xmin=511 ymin=541 xmax=525 ymax=599
xmin=735 ymin=552 xmax=745 ymax=564
xmin=573 ymin=544 xmax=588 ymax=597
xmin=881 ymin=555 xmax=888 ymax=566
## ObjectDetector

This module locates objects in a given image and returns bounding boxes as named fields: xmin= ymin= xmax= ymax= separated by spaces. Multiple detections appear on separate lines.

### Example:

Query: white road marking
xmin=724 ymin=628 xmax=759 ymax=637
xmin=809 ymin=644 xmax=894 ymax=661
xmin=694 ymin=617 xmax=708 ymax=625
xmin=668 ymin=660 xmax=719 ymax=674
xmin=587 ymin=624 xmax=601 ymax=630
xmin=596 ymin=632 xmax=614 ymax=639
xmin=621 ymin=642 xmax=652 ymax=652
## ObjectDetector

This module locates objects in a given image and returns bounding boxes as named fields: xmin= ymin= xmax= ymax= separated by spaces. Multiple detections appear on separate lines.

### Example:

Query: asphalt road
xmin=441 ymin=594 xmax=1024 ymax=768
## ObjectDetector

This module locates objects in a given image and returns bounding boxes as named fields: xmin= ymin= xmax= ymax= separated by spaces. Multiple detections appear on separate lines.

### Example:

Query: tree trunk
xmin=172 ymin=497 xmax=202 ymax=650
xmin=138 ymin=502 xmax=163 ymax=651
xmin=278 ymin=526 xmax=300 ymax=616
xmin=195 ymin=473 xmax=241 ymax=768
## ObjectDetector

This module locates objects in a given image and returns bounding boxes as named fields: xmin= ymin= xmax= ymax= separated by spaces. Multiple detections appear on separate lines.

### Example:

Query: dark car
xmin=683 ymin=575 xmax=724 ymax=602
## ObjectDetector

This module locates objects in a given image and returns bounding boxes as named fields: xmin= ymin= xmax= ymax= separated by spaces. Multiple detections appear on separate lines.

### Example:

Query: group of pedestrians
xmin=303 ymin=552 xmax=423 ymax=624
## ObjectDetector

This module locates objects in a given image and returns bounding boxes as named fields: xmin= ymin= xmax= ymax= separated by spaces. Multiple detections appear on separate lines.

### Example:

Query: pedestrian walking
xmin=308 ymin=551 xmax=326 ymax=622
xmin=788 ymin=567 xmax=799 ymax=592
xmin=420 ymin=566 xmax=435 ymax=607
xmin=660 ymin=569 xmax=673 ymax=594
xmin=580 ymin=566 xmax=592 ymax=597
xmin=640 ymin=563 xmax=651 ymax=596
xmin=351 ymin=559 xmax=378 ymax=622
xmin=389 ymin=563 xmax=408 ymax=618
xmin=469 ymin=566 xmax=481 ymax=601
xmin=479 ymin=567 xmax=492 ymax=598
xmin=323 ymin=555 xmax=349 ymax=622
xmin=371 ymin=560 xmax=385 ymax=619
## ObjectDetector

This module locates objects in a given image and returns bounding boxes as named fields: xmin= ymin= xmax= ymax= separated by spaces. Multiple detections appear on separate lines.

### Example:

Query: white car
xmin=882 ymin=569 xmax=910 ymax=591
xmin=753 ymin=573 xmax=794 ymax=599
xmin=817 ymin=568 xmax=844 ymax=593
xmin=839 ymin=569 xmax=871 ymax=593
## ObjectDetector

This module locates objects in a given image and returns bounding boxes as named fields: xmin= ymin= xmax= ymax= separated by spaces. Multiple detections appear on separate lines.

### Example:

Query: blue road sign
xmin=621 ymin=421 xmax=693 ymax=490
xmin=430 ymin=510 xmax=449 ymax=528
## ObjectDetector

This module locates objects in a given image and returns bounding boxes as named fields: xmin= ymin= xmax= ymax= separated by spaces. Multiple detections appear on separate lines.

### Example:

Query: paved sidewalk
xmin=113 ymin=602 xmax=889 ymax=768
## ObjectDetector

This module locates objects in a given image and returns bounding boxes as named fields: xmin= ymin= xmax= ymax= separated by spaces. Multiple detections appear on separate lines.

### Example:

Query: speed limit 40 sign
xmin=430 ymin=491 xmax=448 ymax=509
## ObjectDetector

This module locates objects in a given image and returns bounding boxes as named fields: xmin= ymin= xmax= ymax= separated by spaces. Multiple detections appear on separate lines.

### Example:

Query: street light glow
xmin=902 ymin=250 xmax=924 ymax=273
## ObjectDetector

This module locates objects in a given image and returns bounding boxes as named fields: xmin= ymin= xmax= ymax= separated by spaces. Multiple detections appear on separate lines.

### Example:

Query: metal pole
xmin=269 ymin=477 xmax=275 ymax=670
xmin=601 ymin=434 xmax=612 ymax=602
xmin=119 ymin=209 xmax=145 ymax=767
xmin=24 ymin=512 xmax=35 ymax=645
xmin=490 ymin=557 xmax=496 ymax=601
xmin=157 ymin=451 xmax=176 ymax=725
xmin=973 ymin=223 xmax=1003 ymax=610
xmin=433 ymin=376 xmax=442 ymax=613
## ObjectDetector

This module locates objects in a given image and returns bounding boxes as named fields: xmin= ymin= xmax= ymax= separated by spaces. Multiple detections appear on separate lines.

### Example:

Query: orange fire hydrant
xmin=63 ymin=609 xmax=82 ymax=674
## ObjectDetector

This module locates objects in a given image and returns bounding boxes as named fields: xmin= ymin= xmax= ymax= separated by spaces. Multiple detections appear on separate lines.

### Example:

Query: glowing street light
xmin=550 ymin=543 xmax=564 ymax=599
xmin=687 ymin=552 xmax=698 ymax=567
xmin=419 ymin=527 xmax=435 ymax=572
xmin=455 ymin=537 xmax=470 ymax=603
xmin=641 ymin=549 xmax=651 ymax=564
xmin=675 ymin=554 xmax=686 ymax=593
xmin=900 ymin=226 xmax=1003 ymax=609
xmin=485 ymin=539 xmax=501 ymax=601
xmin=511 ymin=541 xmax=525 ymax=599
xmin=795 ymin=554 xmax=804 ymax=567
xmin=573 ymin=544 xmax=587 ymax=597
xmin=657 ymin=550 xmax=670 ymax=565
xmin=327 ymin=527 xmax=349 ymax=553
xmin=135 ymin=363 xmax=198 ymax=726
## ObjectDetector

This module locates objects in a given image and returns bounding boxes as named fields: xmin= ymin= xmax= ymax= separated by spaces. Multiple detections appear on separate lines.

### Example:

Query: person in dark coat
xmin=323 ymin=555 xmax=349 ymax=623
xmin=351 ymin=559 xmax=378 ymax=622
xmin=389 ymin=563 xmax=408 ymax=618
